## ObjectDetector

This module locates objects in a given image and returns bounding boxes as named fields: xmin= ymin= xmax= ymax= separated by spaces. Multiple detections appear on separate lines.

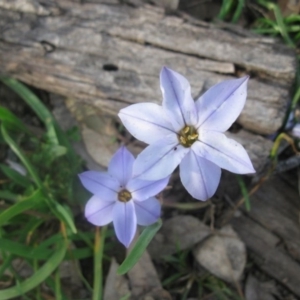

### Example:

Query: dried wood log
xmin=0 ymin=0 xmax=296 ymax=136
xmin=231 ymin=175 xmax=300 ymax=297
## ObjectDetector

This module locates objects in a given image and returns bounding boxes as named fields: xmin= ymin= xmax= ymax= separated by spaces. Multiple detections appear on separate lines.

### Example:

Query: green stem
xmin=93 ymin=226 xmax=107 ymax=300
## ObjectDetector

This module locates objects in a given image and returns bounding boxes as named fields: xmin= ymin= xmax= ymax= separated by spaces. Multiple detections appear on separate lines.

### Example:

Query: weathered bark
xmin=0 ymin=0 xmax=297 ymax=136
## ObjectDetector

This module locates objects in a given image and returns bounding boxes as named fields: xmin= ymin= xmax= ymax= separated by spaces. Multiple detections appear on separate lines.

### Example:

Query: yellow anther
xmin=188 ymin=134 xmax=198 ymax=140
xmin=118 ymin=190 xmax=132 ymax=202
xmin=178 ymin=126 xmax=199 ymax=147
xmin=183 ymin=126 xmax=190 ymax=134
xmin=180 ymin=136 xmax=187 ymax=144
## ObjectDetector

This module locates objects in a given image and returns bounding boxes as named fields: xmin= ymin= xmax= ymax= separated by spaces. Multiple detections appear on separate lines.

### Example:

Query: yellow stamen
xmin=188 ymin=133 xmax=198 ymax=140
xmin=118 ymin=189 xmax=132 ymax=202
xmin=183 ymin=127 xmax=190 ymax=134
xmin=180 ymin=136 xmax=187 ymax=145
xmin=178 ymin=126 xmax=199 ymax=147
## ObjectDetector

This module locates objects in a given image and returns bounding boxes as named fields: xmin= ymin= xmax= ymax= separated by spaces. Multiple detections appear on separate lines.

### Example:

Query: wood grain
xmin=0 ymin=0 xmax=296 ymax=135
xmin=231 ymin=175 xmax=300 ymax=297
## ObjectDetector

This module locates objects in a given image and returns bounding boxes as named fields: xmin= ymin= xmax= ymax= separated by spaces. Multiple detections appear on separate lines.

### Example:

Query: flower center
xmin=178 ymin=126 xmax=199 ymax=147
xmin=118 ymin=189 xmax=132 ymax=202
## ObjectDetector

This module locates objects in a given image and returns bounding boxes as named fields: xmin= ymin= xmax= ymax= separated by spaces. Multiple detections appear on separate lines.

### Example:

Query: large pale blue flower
xmin=78 ymin=146 xmax=168 ymax=247
xmin=119 ymin=67 xmax=255 ymax=201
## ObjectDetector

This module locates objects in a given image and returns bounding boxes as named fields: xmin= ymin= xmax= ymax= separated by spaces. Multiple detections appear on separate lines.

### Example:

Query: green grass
xmin=0 ymin=79 xmax=165 ymax=299
xmin=0 ymin=79 xmax=96 ymax=299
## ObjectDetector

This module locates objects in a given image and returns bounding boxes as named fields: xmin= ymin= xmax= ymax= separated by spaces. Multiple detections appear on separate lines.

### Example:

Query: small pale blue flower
xmin=78 ymin=146 xmax=169 ymax=248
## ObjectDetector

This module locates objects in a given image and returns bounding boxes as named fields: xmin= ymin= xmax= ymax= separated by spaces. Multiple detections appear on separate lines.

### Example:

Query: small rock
xmin=193 ymin=225 xmax=246 ymax=284
xmin=245 ymin=275 xmax=278 ymax=300
xmin=64 ymin=98 xmax=119 ymax=168
xmin=148 ymin=215 xmax=211 ymax=259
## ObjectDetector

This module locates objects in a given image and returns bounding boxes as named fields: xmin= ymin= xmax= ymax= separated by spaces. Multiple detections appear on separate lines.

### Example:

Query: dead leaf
xmin=103 ymin=258 xmax=130 ymax=300
xmin=278 ymin=0 xmax=300 ymax=16
xmin=127 ymin=232 xmax=172 ymax=300
xmin=50 ymin=94 xmax=105 ymax=171
xmin=193 ymin=225 xmax=246 ymax=284
xmin=64 ymin=98 xmax=119 ymax=167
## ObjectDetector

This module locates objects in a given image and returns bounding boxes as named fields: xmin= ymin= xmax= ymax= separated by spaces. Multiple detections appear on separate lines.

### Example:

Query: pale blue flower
xmin=119 ymin=67 xmax=255 ymax=201
xmin=79 ymin=146 xmax=168 ymax=247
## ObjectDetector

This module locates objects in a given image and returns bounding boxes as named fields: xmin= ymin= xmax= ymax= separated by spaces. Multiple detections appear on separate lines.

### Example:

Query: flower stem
xmin=93 ymin=226 xmax=107 ymax=300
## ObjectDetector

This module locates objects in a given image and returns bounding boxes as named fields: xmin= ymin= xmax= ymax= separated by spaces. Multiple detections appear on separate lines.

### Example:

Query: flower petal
xmin=118 ymin=103 xmax=174 ymax=144
xmin=133 ymin=134 xmax=189 ymax=180
xmin=196 ymin=76 xmax=249 ymax=132
xmin=180 ymin=151 xmax=221 ymax=201
xmin=113 ymin=200 xmax=137 ymax=248
xmin=193 ymin=131 xmax=255 ymax=174
xmin=134 ymin=197 xmax=161 ymax=226
xmin=127 ymin=176 xmax=169 ymax=201
xmin=160 ymin=67 xmax=198 ymax=131
xmin=85 ymin=195 xmax=114 ymax=226
xmin=78 ymin=171 xmax=119 ymax=200
xmin=108 ymin=146 xmax=135 ymax=186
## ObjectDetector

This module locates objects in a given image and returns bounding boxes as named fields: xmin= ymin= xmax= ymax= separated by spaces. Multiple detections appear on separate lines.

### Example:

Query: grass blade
xmin=1 ymin=77 xmax=59 ymax=145
xmin=0 ymin=164 xmax=31 ymax=188
xmin=231 ymin=0 xmax=245 ymax=23
xmin=54 ymin=202 xmax=77 ymax=234
xmin=117 ymin=219 xmax=162 ymax=275
xmin=0 ymin=106 xmax=30 ymax=134
xmin=0 ymin=238 xmax=52 ymax=260
xmin=0 ymin=239 xmax=67 ymax=300
xmin=0 ymin=189 xmax=43 ymax=226
xmin=1 ymin=124 xmax=43 ymax=189
xmin=0 ymin=190 xmax=19 ymax=202
xmin=1 ymin=78 xmax=78 ymax=164
xmin=273 ymin=4 xmax=294 ymax=47
xmin=218 ymin=0 xmax=234 ymax=20
xmin=236 ymin=175 xmax=251 ymax=211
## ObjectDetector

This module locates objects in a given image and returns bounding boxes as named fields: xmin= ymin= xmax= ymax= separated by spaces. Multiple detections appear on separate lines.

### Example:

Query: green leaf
xmin=48 ymin=145 xmax=67 ymax=159
xmin=0 ymin=239 xmax=67 ymax=299
xmin=218 ymin=0 xmax=234 ymax=20
xmin=65 ymin=247 xmax=93 ymax=260
xmin=236 ymin=175 xmax=251 ymax=211
xmin=0 ymin=106 xmax=30 ymax=135
xmin=231 ymin=0 xmax=245 ymax=23
xmin=0 ymin=78 xmax=78 ymax=165
xmin=0 ymin=238 xmax=52 ymax=260
xmin=285 ymin=14 xmax=300 ymax=24
xmin=0 ymin=189 xmax=43 ymax=226
xmin=0 ymin=78 xmax=59 ymax=145
xmin=1 ymin=124 xmax=43 ymax=189
xmin=117 ymin=219 xmax=162 ymax=275
xmin=0 ymin=190 xmax=20 ymax=202
xmin=272 ymin=4 xmax=294 ymax=47
xmin=54 ymin=203 xmax=77 ymax=234
xmin=0 ymin=163 xmax=32 ymax=188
